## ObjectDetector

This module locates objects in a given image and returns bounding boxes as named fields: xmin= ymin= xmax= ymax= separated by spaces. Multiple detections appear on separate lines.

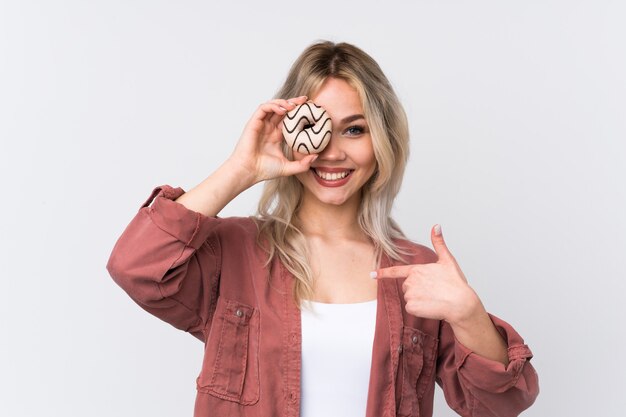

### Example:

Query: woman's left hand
xmin=373 ymin=225 xmax=509 ymax=365
xmin=372 ymin=224 xmax=483 ymax=325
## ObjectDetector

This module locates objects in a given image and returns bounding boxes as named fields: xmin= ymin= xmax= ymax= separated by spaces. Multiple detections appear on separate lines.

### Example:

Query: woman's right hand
xmin=227 ymin=96 xmax=318 ymax=185
xmin=174 ymin=96 xmax=316 ymax=217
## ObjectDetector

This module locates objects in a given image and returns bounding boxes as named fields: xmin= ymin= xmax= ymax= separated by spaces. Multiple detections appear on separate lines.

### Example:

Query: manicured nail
xmin=369 ymin=271 xmax=378 ymax=279
xmin=434 ymin=224 xmax=442 ymax=236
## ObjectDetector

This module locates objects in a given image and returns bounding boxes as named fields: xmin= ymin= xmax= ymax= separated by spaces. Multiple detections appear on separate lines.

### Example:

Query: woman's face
xmin=294 ymin=77 xmax=376 ymax=209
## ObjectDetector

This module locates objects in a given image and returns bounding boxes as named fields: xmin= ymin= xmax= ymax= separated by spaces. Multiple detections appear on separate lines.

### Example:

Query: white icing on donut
xmin=282 ymin=101 xmax=332 ymax=154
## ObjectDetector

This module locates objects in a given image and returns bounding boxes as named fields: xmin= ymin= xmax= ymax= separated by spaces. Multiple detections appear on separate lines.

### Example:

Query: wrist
xmin=447 ymin=288 xmax=486 ymax=329
xmin=221 ymin=158 xmax=259 ymax=189
xmin=447 ymin=294 xmax=509 ymax=366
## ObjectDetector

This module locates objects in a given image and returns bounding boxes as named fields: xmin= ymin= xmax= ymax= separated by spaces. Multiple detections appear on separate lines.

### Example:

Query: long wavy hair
xmin=256 ymin=40 xmax=411 ymax=307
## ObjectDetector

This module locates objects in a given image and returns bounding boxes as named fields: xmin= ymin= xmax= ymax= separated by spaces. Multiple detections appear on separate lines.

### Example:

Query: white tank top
xmin=300 ymin=299 xmax=378 ymax=417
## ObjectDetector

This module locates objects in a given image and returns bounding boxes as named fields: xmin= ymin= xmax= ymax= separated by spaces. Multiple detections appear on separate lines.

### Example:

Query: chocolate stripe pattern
xmin=282 ymin=101 xmax=332 ymax=154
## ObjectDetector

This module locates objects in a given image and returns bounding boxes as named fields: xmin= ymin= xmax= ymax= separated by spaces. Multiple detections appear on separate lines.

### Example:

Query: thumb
xmin=282 ymin=154 xmax=318 ymax=176
xmin=431 ymin=224 xmax=455 ymax=264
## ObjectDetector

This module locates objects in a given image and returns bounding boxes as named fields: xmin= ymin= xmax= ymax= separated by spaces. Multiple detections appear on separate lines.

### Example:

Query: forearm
xmin=175 ymin=159 xmax=256 ymax=217
xmin=449 ymin=296 xmax=509 ymax=366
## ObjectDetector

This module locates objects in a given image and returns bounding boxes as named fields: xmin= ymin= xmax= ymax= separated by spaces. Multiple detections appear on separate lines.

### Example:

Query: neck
xmin=296 ymin=194 xmax=365 ymax=241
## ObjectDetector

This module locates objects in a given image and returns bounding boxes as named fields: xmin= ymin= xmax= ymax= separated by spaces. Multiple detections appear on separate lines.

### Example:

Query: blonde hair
xmin=256 ymin=41 xmax=410 ymax=306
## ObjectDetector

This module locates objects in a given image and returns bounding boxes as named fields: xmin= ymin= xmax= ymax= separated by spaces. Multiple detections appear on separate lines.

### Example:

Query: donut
xmin=282 ymin=101 xmax=332 ymax=154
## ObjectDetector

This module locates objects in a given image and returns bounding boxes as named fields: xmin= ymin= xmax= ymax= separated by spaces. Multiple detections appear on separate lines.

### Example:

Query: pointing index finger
xmin=371 ymin=265 xmax=413 ymax=279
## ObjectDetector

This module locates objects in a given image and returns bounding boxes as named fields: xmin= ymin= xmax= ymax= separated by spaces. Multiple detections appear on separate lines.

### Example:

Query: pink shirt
xmin=106 ymin=185 xmax=539 ymax=417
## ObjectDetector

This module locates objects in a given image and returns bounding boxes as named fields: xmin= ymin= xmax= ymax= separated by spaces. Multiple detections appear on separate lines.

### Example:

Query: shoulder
xmin=215 ymin=216 xmax=258 ymax=233
xmin=393 ymin=237 xmax=438 ymax=265
xmin=209 ymin=216 xmax=259 ymax=247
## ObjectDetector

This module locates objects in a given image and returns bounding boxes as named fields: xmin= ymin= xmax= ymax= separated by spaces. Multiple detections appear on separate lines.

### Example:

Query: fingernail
xmin=300 ymin=95 xmax=308 ymax=99
xmin=288 ymin=101 xmax=296 ymax=106
xmin=369 ymin=271 xmax=377 ymax=279
xmin=434 ymin=224 xmax=442 ymax=236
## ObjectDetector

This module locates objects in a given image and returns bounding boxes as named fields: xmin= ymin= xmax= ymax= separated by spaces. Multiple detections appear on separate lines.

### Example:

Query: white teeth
xmin=314 ymin=169 xmax=350 ymax=181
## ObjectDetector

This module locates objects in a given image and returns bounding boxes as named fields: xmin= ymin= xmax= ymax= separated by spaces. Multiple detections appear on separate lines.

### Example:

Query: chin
xmin=319 ymin=197 xmax=349 ymax=206
xmin=314 ymin=190 xmax=359 ymax=207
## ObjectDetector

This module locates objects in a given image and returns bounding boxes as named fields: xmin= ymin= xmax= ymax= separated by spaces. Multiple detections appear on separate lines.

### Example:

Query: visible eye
xmin=344 ymin=125 xmax=366 ymax=136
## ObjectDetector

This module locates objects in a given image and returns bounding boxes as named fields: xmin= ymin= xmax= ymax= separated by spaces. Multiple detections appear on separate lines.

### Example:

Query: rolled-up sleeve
xmin=436 ymin=314 xmax=539 ymax=417
xmin=106 ymin=185 xmax=221 ymax=342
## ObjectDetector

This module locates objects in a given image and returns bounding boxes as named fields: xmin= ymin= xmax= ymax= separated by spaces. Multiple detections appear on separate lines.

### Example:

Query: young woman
xmin=107 ymin=41 xmax=539 ymax=417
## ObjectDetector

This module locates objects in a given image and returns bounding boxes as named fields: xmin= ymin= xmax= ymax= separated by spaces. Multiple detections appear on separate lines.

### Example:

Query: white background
xmin=1 ymin=1 xmax=624 ymax=416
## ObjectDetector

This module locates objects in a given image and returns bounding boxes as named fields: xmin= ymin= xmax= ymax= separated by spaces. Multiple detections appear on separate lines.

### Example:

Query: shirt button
xmin=235 ymin=309 xmax=243 ymax=317
xmin=398 ymin=344 xmax=403 ymax=353
xmin=288 ymin=391 xmax=297 ymax=401
xmin=289 ymin=333 xmax=298 ymax=343
xmin=411 ymin=335 xmax=419 ymax=344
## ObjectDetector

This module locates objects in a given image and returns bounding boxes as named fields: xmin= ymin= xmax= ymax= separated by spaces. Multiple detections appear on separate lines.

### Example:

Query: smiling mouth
xmin=312 ymin=169 xmax=354 ymax=181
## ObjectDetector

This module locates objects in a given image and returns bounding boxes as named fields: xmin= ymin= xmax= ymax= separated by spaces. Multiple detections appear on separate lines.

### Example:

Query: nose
xmin=318 ymin=132 xmax=345 ymax=161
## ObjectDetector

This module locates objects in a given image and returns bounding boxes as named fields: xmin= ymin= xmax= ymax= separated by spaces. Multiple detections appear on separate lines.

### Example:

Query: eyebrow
xmin=339 ymin=114 xmax=366 ymax=124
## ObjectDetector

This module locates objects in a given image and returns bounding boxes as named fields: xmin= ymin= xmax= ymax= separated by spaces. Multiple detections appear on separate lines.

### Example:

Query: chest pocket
xmin=396 ymin=326 xmax=438 ymax=417
xmin=196 ymin=297 xmax=260 ymax=405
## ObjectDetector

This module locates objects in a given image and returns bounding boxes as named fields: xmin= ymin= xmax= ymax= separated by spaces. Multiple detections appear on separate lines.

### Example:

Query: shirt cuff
xmin=141 ymin=184 xmax=219 ymax=250
xmin=454 ymin=314 xmax=534 ymax=393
